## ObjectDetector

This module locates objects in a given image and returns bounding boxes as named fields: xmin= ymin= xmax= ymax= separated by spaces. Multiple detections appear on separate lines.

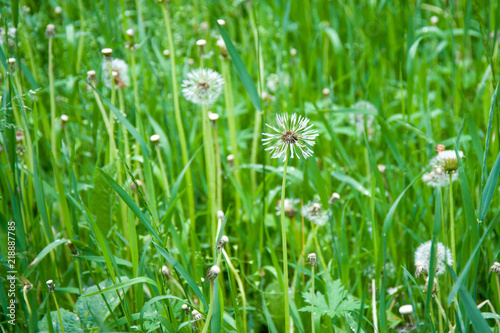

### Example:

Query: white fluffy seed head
xmin=307 ymin=253 xmax=317 ymax=266
xmin=435 ymin=150 xmax=464 ymax=173
xmin=163 ymin=49 xmax=170 ymax=57
xmin=414 ymin=241 xmax=453 ymax=276
xmin=262 ymin=113 xmax=319 ymax=162
xmin=61 ymin=114 xmax=69 ymax=122
xmin=182 ymin=304 xmax=189 ymax=310
xmin=101 ymin=58 xmax=129 ymax=89
xmin=290 ymin=48 xmax=297 ymax=57
xmin=322 ymin=88 xmax=330 ymax=96
xmin=217 ymin=210 xmax=224 ymax=220
xmin=8 ymin=58 xmax=16 ymax=64
xmin=182 ymin=68 xmax=224 ymax=105
xmin=126 ymin=29 xmax=134 ymax=37
xmin=302 ymin=201 xmax=328 ymax=226
xmin=430 ymin=15 xmax=439 ymax=25
xmin=490 ymin=262 xmax=500 ymax=274
xmin=196 ymin=39 xmax=206 ymax=46
xmin=217 ymin=19 xmax=226 ymax=26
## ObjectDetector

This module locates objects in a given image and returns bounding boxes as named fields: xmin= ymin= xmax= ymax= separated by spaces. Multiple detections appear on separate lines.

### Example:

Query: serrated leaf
xmin=74 ymin=277 xmax=129 ymax=329
xmin=38 ymin=309 xmax=83 ymax=333
xmin=90 ymin=162 xmax=116 ymax=236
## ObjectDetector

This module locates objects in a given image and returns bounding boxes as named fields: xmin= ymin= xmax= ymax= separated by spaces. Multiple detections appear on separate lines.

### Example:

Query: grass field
xmin=1 ymin=0 xmax=500 ymax=332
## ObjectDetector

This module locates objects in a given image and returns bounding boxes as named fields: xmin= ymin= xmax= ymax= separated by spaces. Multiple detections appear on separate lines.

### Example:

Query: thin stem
xmin=222 ymin=249 xmax=248 ymax=331
xmin=52 ymin=293 xmax=65 ymax=333
xmin=162 ymin=3 xmax=196 ymax=228
xmin=496 ymin=274 xmax=500 ymax=312
xmin=49 ymin=36 xmax=57 ymax=160
xmin=280 ymin=149 xmax=290 ymax=333
xmin=311 ymin=265 xmax=315 ymax=333
xmin=449 ymin=173 xmax=456 ymax=270
xmin=201 ymin=281 xmax=215 ymax=333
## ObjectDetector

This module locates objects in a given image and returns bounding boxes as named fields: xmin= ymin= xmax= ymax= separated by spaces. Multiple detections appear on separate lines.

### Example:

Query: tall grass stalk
xmin=48 ymin=33 xmax=57 ymax=160
xmin=311 ymin=264 xmax=315 ymax=333
xmin=449 ymin=173 xmax=456 ymax=270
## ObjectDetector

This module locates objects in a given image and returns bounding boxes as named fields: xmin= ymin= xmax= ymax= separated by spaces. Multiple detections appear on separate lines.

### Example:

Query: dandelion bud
xmin=290 ymin=48 xmax=297 ymax=57
xmin=22 ymin=279 xmax=33 ymax=292
xmin=216 ymin=38 xmax=228 ymax=58
xmin=55 ymin=6 xmax=62 ymax=15
xmin=46 ymin=24 xmax=56 ymax=37
xmin=187 ymin=58 xmax=195 ymax=66
xmin=161 ymin=265 xmax=170 ymax=279
xmin=377 ymin=164 xmax=386 ymax=173
xmin=16 ymin=130 xmax=24 ymax=142
xmin=307 ymin=253 xmax=317 ymax=267
xmin=430 ymin=15 xmax=439 ymax=25
xmin=163 ymin=49 xmax=170 ymax=58
xmin=8 ymin=58 xmax=16 ymax=71
xmin=206 ymin=265 xmax=221 ymax=280
xmin=87 ymin=70 xmax=96 ymax=84
xmin=216 ymin=235 xmax=229 ymax=250
xmin=435 ymin=144 xmax=445 ymax=153
xmin=150 ymin=134 xmax=160 ymax=144
xmin=322 ymin=88 xmax=330 ymax=97
xmin=227 ymin=154 xmax=234 ymax=166
xmin=61 ymin=114 xmax=69 ymax=127
xmin=490 ymin=262 xmax=500 ymax=274
xmin=277 ymin=199 xmax=297 ymax=217
xmin=208 ymin=111 xmax=219 ymax=122
xmin=399 ymin=304 xmax=415 ymax=327
xmin=126 ymin=29 xmax=134 ymax=38
xmin=46 ymin=280 xmax=56 ymax=293
xmin=65 ymin=240 xmax=78 ymax=255
xmin=217 ymin=210 xmax=224 ymax=221
xmin=217 ymin=19 xmax=226 ymax=26
xmin=328 ymin=192 xmax=340 ymax=205
xmin=182 ymin=304 xmax=190 ymax=313
xmin=192 ymin=309 xmax=203 ymax=321
xmin=101 ymin=48 xmax=113 ymax=59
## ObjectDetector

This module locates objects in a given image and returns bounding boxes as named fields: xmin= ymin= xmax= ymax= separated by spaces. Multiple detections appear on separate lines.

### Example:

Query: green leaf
xmin=74 ymin=277 xmax=130 ymax=329
xmin=217 ymin=21 xmax=261 ymax=112
xmin=81 ymin=277 xmax=155 ymax=298
xmin=153 ymin=242 xmax=208 ymax=309
xmin=24 ymin=239 xmax=68 ymax=278
xmin=480 ymin=151 xmax=500 ymax=221
xmin=90 ymin=162 xmax=116 ymax=237
xmin=98 ymin=168 xmax=163 ymax=245
xmin=38 ymin=309 xmax=83 ymax=333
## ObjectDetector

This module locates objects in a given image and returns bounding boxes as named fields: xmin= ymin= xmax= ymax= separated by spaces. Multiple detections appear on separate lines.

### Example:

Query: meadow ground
xmin=1 ymin=0 xmax=500 ymax=332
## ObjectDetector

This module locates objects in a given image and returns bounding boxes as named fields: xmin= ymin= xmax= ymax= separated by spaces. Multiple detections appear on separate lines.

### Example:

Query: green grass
xmin=1 ymin=0 xmax=500 ymax=332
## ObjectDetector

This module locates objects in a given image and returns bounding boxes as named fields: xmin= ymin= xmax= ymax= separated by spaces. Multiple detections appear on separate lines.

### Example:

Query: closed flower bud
xmin=329 ymin=192 xmax=340 ymax=205
xmin=307 ymin=253 xmax=317 ymax=267
xmin=206 ymin=265 xmax=221 ymax=280
xmin=46 ymin=24 xmax=56 ymax=37
xmin=46 ymin=280 xmax=56 ymax=292
xmin=216 ymin=235 xmax=229 ymax=250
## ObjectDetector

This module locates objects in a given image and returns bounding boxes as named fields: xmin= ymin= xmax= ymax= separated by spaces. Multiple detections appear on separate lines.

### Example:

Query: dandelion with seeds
xmin=302 ymin=201 xmax=329 ymax=226
xmin=101 ymin=58 xmax=130 ymax=89
xmin=262 ymin=112 xmax=318 ymax=333
xmin=414 ymin=240 xmax=453 ymax=277
xmin=182 ymin=68 xmax=224 ymax=105
xmin=262 ymin=113 xmax=319 ymax=162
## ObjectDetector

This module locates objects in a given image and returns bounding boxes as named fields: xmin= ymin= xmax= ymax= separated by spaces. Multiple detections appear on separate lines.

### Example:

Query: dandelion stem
xmin=496 ymin=274 xmax=500 ymax=313
xmin=280 ymin=147 xmax=290 ymax=333
xmin=201 ymin=281 xmax=215 ymax=333
xmin=449 ymin=173 xmax=456 ymax=270
xmin=48 ymin=35 xmax=57 ymax=160
xmin=162 ymin=3 xmax=196 ymax=232
xmin=311 ymin=265 xmax=315 ymax=333
xmin=52 ymin=293 xmax=65 ymax=333
xmin=222 ymin=249 xmax=248 ymax=331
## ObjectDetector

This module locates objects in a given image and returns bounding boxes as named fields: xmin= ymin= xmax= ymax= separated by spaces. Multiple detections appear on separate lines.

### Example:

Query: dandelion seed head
xmin=192 ymin=309 xmax=203 ymax=321
xmin=102 ymin=58 xmax=129 ymax=89
xmin=217 ymin=19 xmax=226 ymax=26
xmin=182 ymin=68 xmax=224 ymax=105
xmin=349 ymin=101 xmax=378 ymax=138
xmin=490 ymin=262 xmax=500 ymax=274
xmin=414 ymin=241 xmax=453 ymax=276
xmin=46 ymin=280 xmax=55 ymax=292
xmin=266 ymin=72 xmax=291 ymax=93
xmin=262 ymin=113 xmax=319 ymax=161
xmin=435 ymin=150 xmax=464 ymax=173
xmin=276 ymin=198 xmax=299 ymax=217
xmin=302 ymin=201 xmax=328 ymax=226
